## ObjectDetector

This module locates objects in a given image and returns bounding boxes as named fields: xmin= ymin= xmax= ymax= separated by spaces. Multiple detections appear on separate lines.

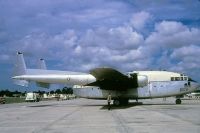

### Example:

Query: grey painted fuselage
xmin=73 ymin=80 xmax=199 ymax=100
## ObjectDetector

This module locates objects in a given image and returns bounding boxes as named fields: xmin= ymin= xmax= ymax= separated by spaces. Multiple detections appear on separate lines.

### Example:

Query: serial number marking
xmin=180 ymin=88 xmax=188 ymax=92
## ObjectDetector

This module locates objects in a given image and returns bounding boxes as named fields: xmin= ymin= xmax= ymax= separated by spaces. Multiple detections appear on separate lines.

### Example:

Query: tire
xmin=175 ymin=99 xmax=181 ymax=104
xmin=113 ymin=99 xmax=120 ymax=106
xmin=120 ymin=99 xmax=129 ymax=105
xmin=113 ymin=99 xmax=129 ymax=106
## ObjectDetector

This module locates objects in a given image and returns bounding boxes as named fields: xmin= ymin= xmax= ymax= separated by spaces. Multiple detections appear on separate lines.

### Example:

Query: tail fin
xmin=38 ymin=58 xmax=47 ymax=69
xmin=36 ymin=58 xmax=50 ymax=88
xmin=14 ymin=52 xmax=27 ymax=75
xmin=13 ymin=52 xmax=29 ymax=86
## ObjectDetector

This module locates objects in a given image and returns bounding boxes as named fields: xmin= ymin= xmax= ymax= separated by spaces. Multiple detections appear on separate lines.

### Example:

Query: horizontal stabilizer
xmin=36 ymin=82 xmax=50 ymax=88
xmin=13 ymin=79 xmax=29 ymax=87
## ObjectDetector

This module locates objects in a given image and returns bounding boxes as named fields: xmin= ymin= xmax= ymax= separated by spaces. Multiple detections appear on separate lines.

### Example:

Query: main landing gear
xmin=113 ymin=99 xmax=129 ymax=106
xmin=175 ymin=99 xmax=182 ymax=104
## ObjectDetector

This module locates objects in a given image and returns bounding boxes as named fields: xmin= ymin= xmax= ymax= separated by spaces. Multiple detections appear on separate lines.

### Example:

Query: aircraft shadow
xmin=100 ymin=102 xmax=175 ymax=110
xmin=27 ymin=104 xmax=57 ymax=107
xmin=100 ymin=102 xmax=143 ymax=110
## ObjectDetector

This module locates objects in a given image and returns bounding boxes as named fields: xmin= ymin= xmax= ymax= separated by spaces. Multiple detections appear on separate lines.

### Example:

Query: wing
xmin=88 ymin=68 xmax=138 ymax=90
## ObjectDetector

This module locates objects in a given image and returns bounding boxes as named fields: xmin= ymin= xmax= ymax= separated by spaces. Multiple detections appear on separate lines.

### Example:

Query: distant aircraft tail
xmin=13 ymin=52 xmax=29 ymax=86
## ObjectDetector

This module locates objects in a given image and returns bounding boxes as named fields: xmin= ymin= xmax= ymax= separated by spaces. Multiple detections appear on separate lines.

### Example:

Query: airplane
xmin=12 ymin=52 xmax=200 ymax=105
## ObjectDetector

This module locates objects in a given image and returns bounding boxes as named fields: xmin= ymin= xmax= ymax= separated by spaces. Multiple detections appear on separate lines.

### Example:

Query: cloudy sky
xmin=0 ymin=0 xmax=200 ymax=91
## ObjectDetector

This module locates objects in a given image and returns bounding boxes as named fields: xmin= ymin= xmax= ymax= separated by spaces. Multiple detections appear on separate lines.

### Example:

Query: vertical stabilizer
xmin=14 ymin=52 xmax=27 ymax=75
xmin=36 ymin=58 xmax=49 ymax=88
xmin=38 ymin=58 xmax=47 ymax=69
xmin=13 ymin=52 xmax=28 ymax=86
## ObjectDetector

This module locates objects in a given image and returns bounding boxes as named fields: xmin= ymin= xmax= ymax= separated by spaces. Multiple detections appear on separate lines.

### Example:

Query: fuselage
xmin=73 ymin=71 xmax=200 ymax=99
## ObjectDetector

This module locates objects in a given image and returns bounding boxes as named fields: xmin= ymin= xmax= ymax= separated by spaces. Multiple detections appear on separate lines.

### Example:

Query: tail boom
xmin=13 ymin=74 xmax=96 ymax=86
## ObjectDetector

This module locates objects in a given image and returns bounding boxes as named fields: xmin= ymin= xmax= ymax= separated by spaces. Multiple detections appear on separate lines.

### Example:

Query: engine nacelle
xmin=137 ymin=75 xmax=148 ymax=87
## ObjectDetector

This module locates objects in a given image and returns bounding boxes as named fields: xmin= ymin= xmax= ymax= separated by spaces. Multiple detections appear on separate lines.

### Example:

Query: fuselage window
xmin=184 ymin=77 xmax=188 ymax=81
xmin=175 ymin=77 xmax=180 ymax=81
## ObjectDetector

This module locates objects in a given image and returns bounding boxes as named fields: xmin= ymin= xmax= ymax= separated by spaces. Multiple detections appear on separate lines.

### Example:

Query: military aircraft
xmin=13 ymin=52 xmax=200 ymax=105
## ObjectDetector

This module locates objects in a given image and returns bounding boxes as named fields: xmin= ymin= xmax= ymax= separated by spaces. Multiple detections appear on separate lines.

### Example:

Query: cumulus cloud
xmin=155 ymin=21 xmax=188 ymax=35
xmin=130 ymin=11 xmax=152 ymax=30
xmin=3 ymin=18 xmax=200 ymax=75
xmin=145 ymin=21 xmax=200 ymax=50
xmin=169 ymin=45 xmax=200 ymax=71
xmin=75 ymin=28 xmax=145 ymax=70
xmin=80 ymin=26 xmax=144 ymax=49
xmin=171 ymin=45 xmax=200 ymax=60
xmin=2 ymin=17 xmax=200 ymax=76
xmin=1 ymin=0 xmax=200 ymax=90
xmin=8 ymin=23 xmax=147 ymax=71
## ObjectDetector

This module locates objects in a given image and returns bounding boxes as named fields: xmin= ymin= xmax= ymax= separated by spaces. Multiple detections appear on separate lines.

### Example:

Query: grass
xmin=4 ymin=97 xmax=25 ymax=104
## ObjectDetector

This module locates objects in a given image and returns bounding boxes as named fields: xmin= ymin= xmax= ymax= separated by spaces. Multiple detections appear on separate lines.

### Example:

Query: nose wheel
xmin=175 ymin=99 xmax=182 ymax=104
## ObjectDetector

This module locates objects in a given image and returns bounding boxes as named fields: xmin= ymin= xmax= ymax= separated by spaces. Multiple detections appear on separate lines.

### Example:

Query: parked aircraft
xmin=12 ymin=52 xmax=200 ymax=105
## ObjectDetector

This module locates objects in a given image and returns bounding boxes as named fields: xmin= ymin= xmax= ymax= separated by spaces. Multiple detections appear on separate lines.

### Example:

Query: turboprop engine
xmin=128 ymin=73 xmax=148 ymax=88
xmin=137 ymin=75 xmax=148 ymax=87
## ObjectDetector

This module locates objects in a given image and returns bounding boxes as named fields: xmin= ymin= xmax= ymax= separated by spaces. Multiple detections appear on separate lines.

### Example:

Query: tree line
xmin=0 ymin=87 xmax=73 ymax=97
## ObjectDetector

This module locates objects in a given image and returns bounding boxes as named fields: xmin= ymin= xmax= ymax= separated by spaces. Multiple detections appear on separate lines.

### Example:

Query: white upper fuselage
xmin=14 ymin=70 xmax=186 ymax=85
xmin=131 ymin=71 xmax=187 ymax=81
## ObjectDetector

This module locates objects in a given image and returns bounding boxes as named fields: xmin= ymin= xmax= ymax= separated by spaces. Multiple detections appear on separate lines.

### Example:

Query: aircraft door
xmin=149 ymin=82 xmax=152 ymax=97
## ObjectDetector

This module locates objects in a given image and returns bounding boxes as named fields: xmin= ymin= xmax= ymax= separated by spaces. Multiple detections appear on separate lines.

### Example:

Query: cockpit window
xmin=184 ymin=77 xmax=188 ymax=80
xmin=171 ymin=76 xmax=188 ymax=81
xmin=172 ymin=76 xmax=197 ymax=82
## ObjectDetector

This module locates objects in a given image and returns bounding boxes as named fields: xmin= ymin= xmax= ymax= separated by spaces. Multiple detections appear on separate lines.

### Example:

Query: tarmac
xmin=0 ymin=98 xmax=200 ymax=133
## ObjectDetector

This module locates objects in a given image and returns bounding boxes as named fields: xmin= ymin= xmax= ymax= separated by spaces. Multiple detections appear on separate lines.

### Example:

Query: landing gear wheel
xmin=175 ymin=99 xmax=181 ymax=104
xmin=113 ymin=99 xmax=129 ymax=106
xmin=113 ymin=100 xmax=120 ymax=106
xmin=120 ymin=99 xmax=129 ymax=105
